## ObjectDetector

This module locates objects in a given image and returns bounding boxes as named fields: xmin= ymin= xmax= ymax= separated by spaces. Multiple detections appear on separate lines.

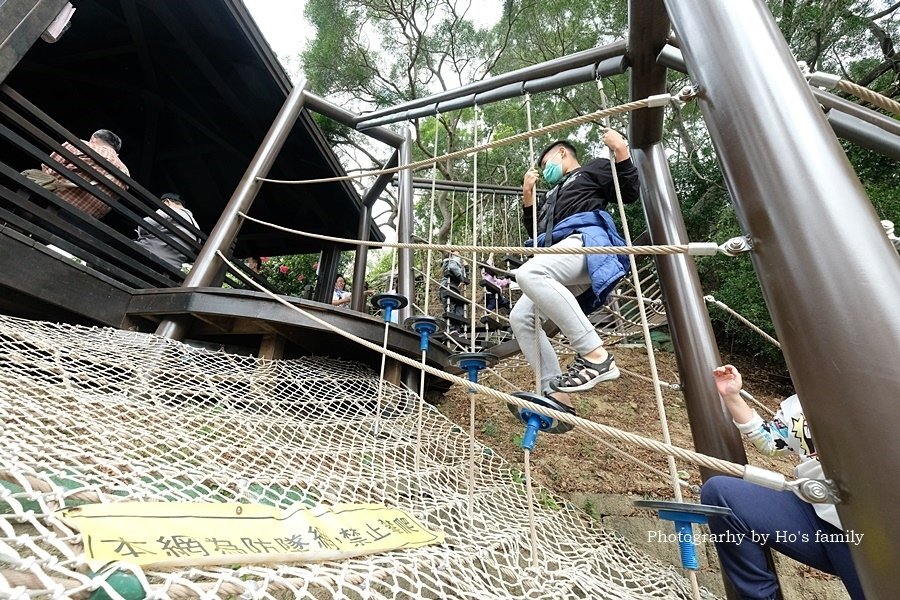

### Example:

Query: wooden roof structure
xmin=3 ymin=0 xmax=383 ymax=257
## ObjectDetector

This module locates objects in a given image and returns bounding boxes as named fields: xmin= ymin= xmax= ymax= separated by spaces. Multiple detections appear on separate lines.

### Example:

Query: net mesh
xmin=0 ymin=315 xmax=715 ymax=599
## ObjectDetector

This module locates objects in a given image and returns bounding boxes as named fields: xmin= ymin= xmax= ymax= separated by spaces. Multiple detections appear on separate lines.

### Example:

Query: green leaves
xmin=298 ymin=0 xmax=899 ymax=368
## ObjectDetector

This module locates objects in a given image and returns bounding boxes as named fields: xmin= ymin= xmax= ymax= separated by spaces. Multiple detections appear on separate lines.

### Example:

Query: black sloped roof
xmin=7 ymin=0 xmax=384 ymax=257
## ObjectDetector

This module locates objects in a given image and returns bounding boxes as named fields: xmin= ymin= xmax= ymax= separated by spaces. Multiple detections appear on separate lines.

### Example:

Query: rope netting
xmin=0 ymin=315 xmax=717 ymax=599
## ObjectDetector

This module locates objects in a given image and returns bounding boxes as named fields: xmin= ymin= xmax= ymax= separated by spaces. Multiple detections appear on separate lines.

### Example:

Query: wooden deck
xmin=1 ymin=227 xmax=454 ymax=387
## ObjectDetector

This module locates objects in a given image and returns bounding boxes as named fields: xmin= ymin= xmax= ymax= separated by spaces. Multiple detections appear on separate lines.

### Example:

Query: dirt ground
xmin=436 ymin=342 xmax=849 ymax=599
xmin=437 ymin=344 xmax=796 ymax=499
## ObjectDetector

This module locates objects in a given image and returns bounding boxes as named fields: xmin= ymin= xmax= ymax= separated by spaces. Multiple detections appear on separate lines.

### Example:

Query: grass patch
xmin=481 ymin=420 xmax=499 ymax=438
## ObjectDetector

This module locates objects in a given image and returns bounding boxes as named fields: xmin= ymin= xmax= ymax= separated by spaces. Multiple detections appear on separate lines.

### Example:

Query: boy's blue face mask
xmin=542 ymin=160 xmax=563 ymax=186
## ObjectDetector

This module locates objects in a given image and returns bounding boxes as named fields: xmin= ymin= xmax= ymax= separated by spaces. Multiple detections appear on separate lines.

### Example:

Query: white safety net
xmin=0 ymin=315 xmax=715 ymax=599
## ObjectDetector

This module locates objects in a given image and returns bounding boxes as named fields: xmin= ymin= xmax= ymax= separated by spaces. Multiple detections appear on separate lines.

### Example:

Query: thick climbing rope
xmin=470 ymin=107 xmax=480 ymax=355
xmin=423 ymin=112 xmax=441 ymax=314
xmin=524 ymin=92 xmax=543 ymax=397
xmin=467 ymin=107 xmax=480 ymax=521
xmin=373 ymin=243 xmax=400 ymax=436
xmin=597 ymin=76 xmax=697 ymax=598
xmin=413 ymin=118 xmax=444 ymax=471
xmin=704 ymin=295 xmax=781 ymax=349
xmin=218 ymin=251 xmax=800 ymax=486
xmin=256 ymin=97 xmax=664 ymax=186
xmin=835 ymin=78 xmax=900 ymax=116
xmin=237 ymin=212 xmax=722 ymax=257
xmin=518 ymin=94 xmax=543 ymax=567
xmin=807 ymin=69 xmax=900 ymax=116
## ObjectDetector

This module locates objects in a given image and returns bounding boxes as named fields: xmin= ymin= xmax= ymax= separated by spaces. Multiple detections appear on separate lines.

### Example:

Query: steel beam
xmin=658 ymin=43 xmax=900 ymax=160
xmin=666 ymin=1 xmax=900 ymax=595
xmin=813 ymin=87 xmax=900 ymax=138
xmin=655 ymin=44 xmax=686 ymax=73
xmin=400 ymin=176 xmax=542 ymax=197
xmin=631 ymin=5 xmax=756 ymax=595
xmin=358 ymin=57 xmax=627 ymax=129
xmin=313 ymin=244 xmax=341 ymax=303
xmin=302 ymin=90 xmax=404 ymax=148
xmin=351 ymin=151 xmax=400 ymax=312
xmin=155 ymin=78 xmax=310 ymax=340
xmin=629 ymin=0 xmax=748 ymax=474
xmin=0 ymin=0 xmax=70 ymax=84
xmin=627 ymin=0 xmax=669 ymax=147
xmin=350 ymin=201 xmax=373 ymax=314
xmin=827 ymin=108 xmax=900 ymax=161
xmin=356 ymin=41 xmax=627 ymax=128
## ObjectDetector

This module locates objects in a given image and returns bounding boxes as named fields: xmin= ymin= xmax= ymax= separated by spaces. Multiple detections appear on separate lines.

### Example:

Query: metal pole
xmin=351 ymin=202 xmax=373 ymax=313
xmin=658 ymin=43 xmax=900 ymax=140
xmin=351 ymin=151 xmax=400 ymax=312
xmin=302 ymin=90 xmax=404 ymax=148
xmin=826 ymin=109 xmax=900 ymax=161
xmin=629 ymin=6 xmax=754 ymax=596
xmin=313 ymin=244 xmax=341 ymax=303
xmin=627 ymin=0 xmax=669 ymax=147
xmin=355 ymin=40 xmax=626 ymax=125
xmin=358 ymin=56 xmax=628 ymax=129
xmin=666 ymin=1 xmax=900 ymax=595
xmin=633 ymin=145 xmax=749 ymax=475
xmin=813 ymin=88 xmax=900 ymax=137
xmin=629 ymin=3 xmax=748 ymax=476
xmin=396 ymin=127 xmax=415 ymax=321
xmin=400 ymin=177 xmax=542 ymax=197
xmin=155 ymin=77 xmax=310 ymax=340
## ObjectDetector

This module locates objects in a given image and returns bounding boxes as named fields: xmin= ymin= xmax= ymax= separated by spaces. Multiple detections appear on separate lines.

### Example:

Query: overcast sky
xmin=241 ymin=0 xmax=505 ymax=241
xmin=243 ymin=0 xmax=504 ymax=79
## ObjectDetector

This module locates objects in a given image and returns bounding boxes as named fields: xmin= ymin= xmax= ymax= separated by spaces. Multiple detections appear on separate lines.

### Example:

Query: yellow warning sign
xmin=59 ymin=502 xmax=444 ymax=568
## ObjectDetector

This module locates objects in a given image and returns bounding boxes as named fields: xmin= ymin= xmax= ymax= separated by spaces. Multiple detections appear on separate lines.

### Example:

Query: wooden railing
xmin=0 ymin=84 xmax=277 ymax=293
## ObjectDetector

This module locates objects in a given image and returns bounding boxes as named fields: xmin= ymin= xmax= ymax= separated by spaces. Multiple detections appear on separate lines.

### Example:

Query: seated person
xmin=332 ymin=274 xmax=352 ymax=308
xmin=25 ymin=129 xmax=130 ymax=219
xmin=134 ymin=193 xmax=200 ymax=270
xmin=244 ymin=256 xmax=262 ymax=273
xmin=239 ymin=256 xmax=274 ymax=288
xmin=702 ymin=365 xmax=864 ymax=600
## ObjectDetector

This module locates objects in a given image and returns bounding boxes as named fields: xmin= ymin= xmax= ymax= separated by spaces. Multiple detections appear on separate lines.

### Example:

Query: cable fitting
xmin=719 ymin=236 xmax=752 ymax=256
xmin=883 ymin=220 xmax=900 ymax=251
xmin=743 ymin=464 xmax=785 ymax=490
xmin=743 ymin=465 xmax=840 ymax=505
xmin=687 ymin=242 xmax=719 ymax=256
xmin=786 ymin=477 xmax=841 ymax=505
xmin=808 ymin=71 xmax=840 ymax=90
xmin=646 ymin=93 xmax=673 ymax=108
xmin=675 ymin=85 xmax=698 ymax=103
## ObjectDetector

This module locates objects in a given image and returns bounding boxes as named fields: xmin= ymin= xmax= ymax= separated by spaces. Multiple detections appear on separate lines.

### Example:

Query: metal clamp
xmin=719 ymin=235 xmax=753 ymax=256
xmin=647 ymin=93 xmax=674 ymax=108
xmin=676 ymin=85 xmax=699 ymax=103
xmin=743 ymin=465 xmax=840 ymax=504
xmin=687 ymin=242 xmax=720 ymax=256
xmin=808 ymin=71 xmax=841 ymax=90
xmin=786 ymin=477 xmax=842 ymax=505
xmin=883 ymin=220 xmax=900 ymax=251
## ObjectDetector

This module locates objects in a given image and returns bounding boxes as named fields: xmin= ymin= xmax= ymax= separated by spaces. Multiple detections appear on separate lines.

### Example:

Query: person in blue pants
xmin=701 ymin=365 xmax=865 ymax=600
